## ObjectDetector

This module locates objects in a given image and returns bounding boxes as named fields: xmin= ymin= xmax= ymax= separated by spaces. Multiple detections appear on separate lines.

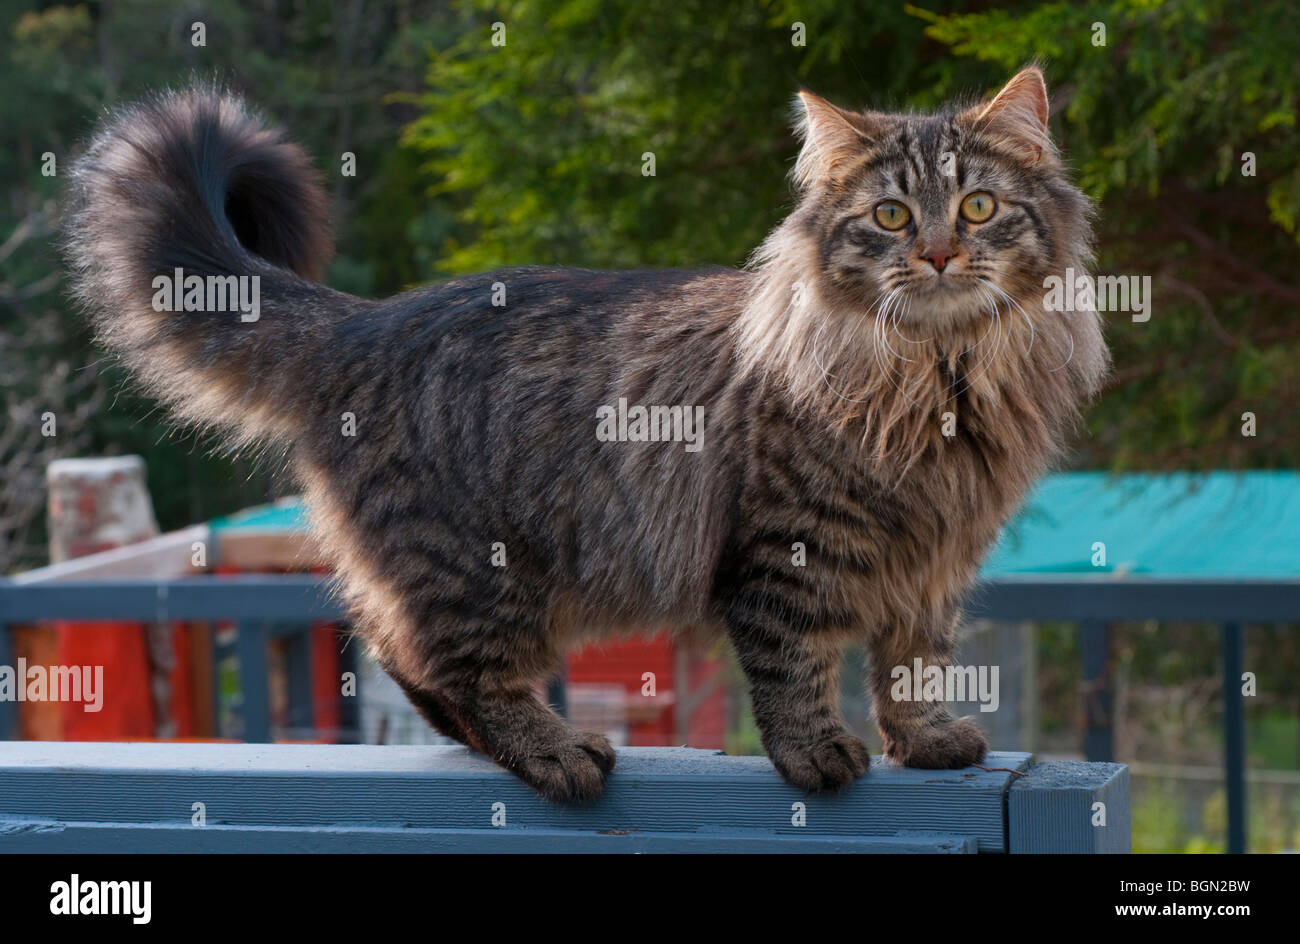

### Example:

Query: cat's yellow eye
xmin=960 ymin=191 xmax=997 ymax=223
xmin=875 ymin=201 xmax=912 ymax=231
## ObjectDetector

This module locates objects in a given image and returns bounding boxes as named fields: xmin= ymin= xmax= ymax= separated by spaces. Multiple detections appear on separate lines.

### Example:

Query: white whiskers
xmin=807 ymin=276 xmax=1069 ymax=409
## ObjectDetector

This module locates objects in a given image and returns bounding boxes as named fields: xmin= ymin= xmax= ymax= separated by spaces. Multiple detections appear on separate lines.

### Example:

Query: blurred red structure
xmin=567 ymin=635 xmax=728 ymax=749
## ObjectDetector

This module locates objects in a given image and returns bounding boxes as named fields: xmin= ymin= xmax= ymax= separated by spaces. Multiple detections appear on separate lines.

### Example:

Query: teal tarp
xmin=211 ymin=473 xmax=1300 ymax=580
xmin=209 ymin=497 xmax=307 ymax=533
xmin=981 ymin=471 xmax=1299 ymax=578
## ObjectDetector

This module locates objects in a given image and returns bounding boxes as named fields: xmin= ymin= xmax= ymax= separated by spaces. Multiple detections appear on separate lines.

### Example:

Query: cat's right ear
xmin=793 ymin=91 xmax=877 ymax=188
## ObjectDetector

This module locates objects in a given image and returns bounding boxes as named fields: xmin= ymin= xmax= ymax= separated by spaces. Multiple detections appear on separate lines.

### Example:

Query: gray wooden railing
xmin=0 ymin=741 xmax=1127 ymax=853
xmin=1 ymin=573 xmax=1296 ymax=851
xmin=0 ymin=575 xmax=342 ymax=744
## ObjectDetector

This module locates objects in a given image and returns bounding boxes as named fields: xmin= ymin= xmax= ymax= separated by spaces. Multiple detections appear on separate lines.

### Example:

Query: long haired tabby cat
xmin=66 ymin=67 xmax=1106 ymax=802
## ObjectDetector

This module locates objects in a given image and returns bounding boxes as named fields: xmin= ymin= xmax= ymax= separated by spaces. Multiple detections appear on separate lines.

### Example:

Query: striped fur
xmin=64 ymin=69 xmax=1107 ymax=802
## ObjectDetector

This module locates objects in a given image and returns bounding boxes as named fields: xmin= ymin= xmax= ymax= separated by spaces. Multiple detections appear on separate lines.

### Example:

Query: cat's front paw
xmin=512 ymin=731 xmax=617 ymax=804
xmin=770 ymin=733 xmax=870 ymax=794
xmin=883 ymin=715 xmax=988 ymax=769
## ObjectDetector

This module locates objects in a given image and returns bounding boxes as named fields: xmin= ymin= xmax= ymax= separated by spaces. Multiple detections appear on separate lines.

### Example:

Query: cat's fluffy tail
xmin=64 ymin=84 xmax=353 ymax=445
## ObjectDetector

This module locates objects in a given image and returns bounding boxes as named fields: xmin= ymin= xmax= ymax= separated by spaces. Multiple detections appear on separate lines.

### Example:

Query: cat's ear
xmin=964 ymin=66 xmax=1056 ymax=165
xmin=793 ymin=90 xmax=879 ymax=187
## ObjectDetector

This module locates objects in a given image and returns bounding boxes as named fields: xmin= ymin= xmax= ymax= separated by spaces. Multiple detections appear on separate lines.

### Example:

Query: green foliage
xmin=9 ymin=0 xmax=1290 ymax=548
xmin=0 ymin=0 xmax=453 ymax=557
xmin=408 ymin=0 xmax=1300 ymax=470
xmin=1132 ymin=778 xmax=1194 ymax=852
xmin=4 ymin=1 xmax=1294 ymax=502
xmin=403 ymin=1 xmax=996 ymax=272
xmin=918 ymin=0 xmax=1300 ymax=469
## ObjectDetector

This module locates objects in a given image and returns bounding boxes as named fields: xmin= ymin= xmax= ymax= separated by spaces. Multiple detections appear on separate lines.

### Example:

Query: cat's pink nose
xmin=921 ymin=247 xmax=953 ymax=272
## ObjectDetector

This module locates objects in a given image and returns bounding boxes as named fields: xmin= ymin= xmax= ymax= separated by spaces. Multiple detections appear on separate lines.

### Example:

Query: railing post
xmin=237 ymin=621 xmax=271 ymax=742
xmin=286 ymin=626 xmax=314 ymax=736
xmin=1221 ymin=622 xmax=1246 ymax=854
xmin=336 ymin=623 xmax=359 ymax=743
xmin=547 ymin=664 xmax=567 ymax=720
xmin=0 ymin=623 xmax=15 ymax=739
xmin=1081 ymin=621 xmax=1112 ymax=762
xmin=210 ymin=625 xmax=226 ymax=738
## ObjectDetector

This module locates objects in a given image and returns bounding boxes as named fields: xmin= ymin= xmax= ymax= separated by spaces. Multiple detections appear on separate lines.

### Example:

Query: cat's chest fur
xmin=725 ymin=376 xmax=1055 ymax=634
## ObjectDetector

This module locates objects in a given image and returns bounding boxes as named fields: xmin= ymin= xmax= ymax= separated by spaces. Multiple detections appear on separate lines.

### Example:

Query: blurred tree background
xmin=2 ymin=0 xmax=1298 ymax=850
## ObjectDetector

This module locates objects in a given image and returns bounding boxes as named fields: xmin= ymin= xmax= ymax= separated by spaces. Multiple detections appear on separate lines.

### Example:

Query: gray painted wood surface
xmin=0 ymin=743 xmax=1126 ymax=853
xmin=1008 ymin=759 xmax=1130 ymax=853
xmin=0 ymin=822 xmax=979 ymax=853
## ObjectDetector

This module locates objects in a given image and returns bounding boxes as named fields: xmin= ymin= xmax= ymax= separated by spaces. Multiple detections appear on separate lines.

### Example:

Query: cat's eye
xmin=874 ymin=201 xmax=911 ymax=231
xmin=960 ymin=191 xmax=997 ymax=223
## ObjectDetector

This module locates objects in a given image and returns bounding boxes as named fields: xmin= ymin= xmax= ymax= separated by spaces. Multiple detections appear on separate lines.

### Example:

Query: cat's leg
xmin=357 ymin=548 xmax=615 ymax=800
xmin=869 ymin=611 xmax=988 ymax=768
xmin=723 ymin=588 xmax=869 ymax=793
xmin=387 ymin=669 xmax=471 ymax=746
xmin=396 ymin=612 xmax=615 ymax=803
xmin=437 ymin=675 xmax=616 ymax=803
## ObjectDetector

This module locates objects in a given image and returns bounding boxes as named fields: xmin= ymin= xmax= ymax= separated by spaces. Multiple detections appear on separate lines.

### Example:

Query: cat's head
xmin=785 ymin=66 xmax=1090 ymax=332
xmin=739 ymin=67 xmax=1108 ymax=463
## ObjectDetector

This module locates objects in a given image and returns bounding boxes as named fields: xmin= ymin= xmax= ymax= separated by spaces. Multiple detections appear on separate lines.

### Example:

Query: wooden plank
xmin=0 ymin=577 xmax=343 ymax=622
xmin=967 ymin=576 xmax=1300 ymax=623
xmin=0 ymin=743 xmax=1029 ymax=851
xmin=1008 ymin=760 xmax=1130 ymax=853
xmin=11 ymin=575 xmax=1298 ymax=625
xmin=212 ymin=530 xmax=326 ymax=571
xmin=0 ymin=821 xmax=976 ymax=854
xmin=8 ymin=526 xmax=209 ymax=583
